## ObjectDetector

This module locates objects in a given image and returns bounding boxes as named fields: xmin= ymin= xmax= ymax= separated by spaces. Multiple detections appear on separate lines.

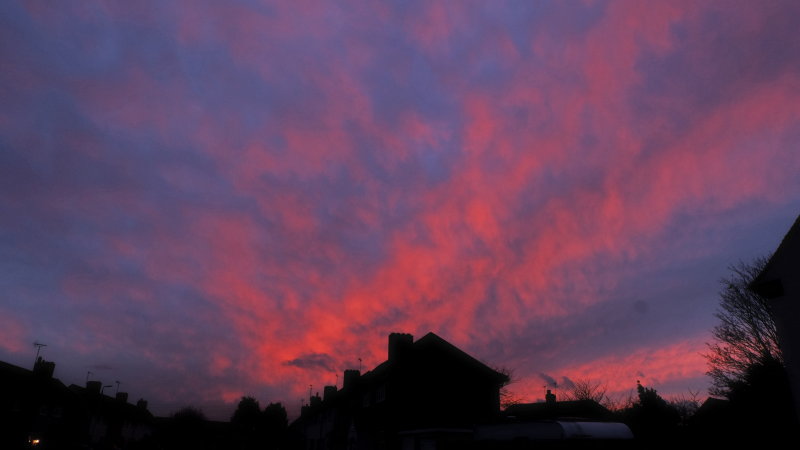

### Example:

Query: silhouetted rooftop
xmin=751 ymin=213 xmax=800 ymax=297
xmin=505 ymin=400 xmax=612 ymax=421
xmin=362 ymin=332 xmax=508 ymax=384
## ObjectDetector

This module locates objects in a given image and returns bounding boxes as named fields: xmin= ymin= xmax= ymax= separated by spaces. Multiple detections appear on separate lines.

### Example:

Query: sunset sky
xmin=1 ymin=1 xmax=799 ymax=420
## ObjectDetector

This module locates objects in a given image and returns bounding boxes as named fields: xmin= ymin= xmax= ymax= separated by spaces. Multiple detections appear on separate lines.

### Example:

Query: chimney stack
xmin=343 ymin=369 xmax=360 ymax=390
xmin=87 ymin=380 xmax=102 ymax=395
xmin=388 ymin=332 xmax=413 ymax=362
xmin=323 ymin=385 xmax=337 ymax=401
xmin=116 ymin=392 xmax=129 ymax=403
xmin=546 ymin=389 xmax=556 ymax=404
xmin=33 ymin=357 xmax=55 ymax=379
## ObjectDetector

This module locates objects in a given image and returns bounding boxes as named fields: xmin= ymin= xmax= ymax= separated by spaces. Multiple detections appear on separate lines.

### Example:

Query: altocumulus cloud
xmin=0 ymin=0 xmax=799 ymax=419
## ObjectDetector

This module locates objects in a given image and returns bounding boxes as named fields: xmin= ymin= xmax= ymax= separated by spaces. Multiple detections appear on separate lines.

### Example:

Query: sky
xmin=1 ymin=0 xmax=799 ymax=421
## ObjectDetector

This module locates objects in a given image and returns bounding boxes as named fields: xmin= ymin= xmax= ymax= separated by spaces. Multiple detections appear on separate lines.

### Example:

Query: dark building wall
xmin=357 ymin=333 xmax=504 ymax=430
xmin=0 ymin=360 xmax=86 ymax=449
xmin=293 ymin=332 xmax=507 ymax=450
xmin=388 ymin=333 xmax=413 ymax=363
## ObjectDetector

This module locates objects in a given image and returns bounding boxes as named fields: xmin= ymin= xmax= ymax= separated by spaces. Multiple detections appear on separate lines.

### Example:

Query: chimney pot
xmin=323 ymin=385 xmax=337 ymax=401
xmin=343 ymin=369 xmax=360 ymax=390
xmin=388 ymin=333 xmax=413 ymax=362
xmin=33 ymin=357 xmax=56 ymax=379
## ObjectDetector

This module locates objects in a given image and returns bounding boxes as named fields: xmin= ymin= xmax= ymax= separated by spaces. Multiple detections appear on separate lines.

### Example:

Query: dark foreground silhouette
xmin=2 ymin=332 xmax=798 ymax=449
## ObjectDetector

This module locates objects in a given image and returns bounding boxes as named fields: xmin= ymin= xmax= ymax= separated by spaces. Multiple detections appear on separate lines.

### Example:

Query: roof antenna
xmin=358 ymin=358 xmax=362 ymax=372
xmin=115 ymin=380 xmax=121 ymax=395
xmin=33 ymin=342 xmax=47 ymax=366
xmin=86 ymin=371 xmax=93 ymax=384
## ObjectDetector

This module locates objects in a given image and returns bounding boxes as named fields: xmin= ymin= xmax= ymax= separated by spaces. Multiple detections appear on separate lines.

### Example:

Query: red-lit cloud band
xmin=0 ymin=0 xmax=798 ymax=418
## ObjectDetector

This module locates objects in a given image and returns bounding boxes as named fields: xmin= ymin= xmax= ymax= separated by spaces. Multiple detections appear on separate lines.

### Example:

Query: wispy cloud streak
xmin=1 ymin=0 xmax=799 ymax=418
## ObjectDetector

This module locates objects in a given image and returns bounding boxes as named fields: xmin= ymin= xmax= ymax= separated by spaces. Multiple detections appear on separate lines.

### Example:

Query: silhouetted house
xmin=0 ymin=358 xmax=83 ymax=448
xmin=68 ymin=381 xmax=154 ymax=447
xmin=750 ymin=213 xmax=800 ymax=420
xmin=292 ymin=332 xmax=509 ymax=450
xmin=0 ymin=357 xmax=153 ymax=449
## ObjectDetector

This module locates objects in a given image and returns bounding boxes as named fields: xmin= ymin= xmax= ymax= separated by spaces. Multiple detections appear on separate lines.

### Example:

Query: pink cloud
xmin=4 ymin=1 xmax=799 ymax=418
xmin=512 ymin=336 xmax=710 ymax=403
xmin=0 ymin=310 xmax=28 ymax=355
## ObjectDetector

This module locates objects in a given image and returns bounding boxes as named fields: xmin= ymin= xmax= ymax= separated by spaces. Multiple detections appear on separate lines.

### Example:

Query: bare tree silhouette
xmin=705 ymin=257 xmax=782 ymax=396
xmin=494 ymin=366 xmax=521 ymax=409
xmin=561 ymin=378 xmax=607 ymax=404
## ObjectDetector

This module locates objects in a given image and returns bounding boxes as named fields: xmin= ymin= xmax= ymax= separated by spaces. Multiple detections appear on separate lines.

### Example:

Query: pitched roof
xmin=0 ymin=359 xmax=74 ymax=400
xmin=361 ymin=332 xmax=508 ymax=384
xmin=751 ymin=213 xmax=800 ymax=297
xmin=413 ymin=332 xmax=509 ymax=382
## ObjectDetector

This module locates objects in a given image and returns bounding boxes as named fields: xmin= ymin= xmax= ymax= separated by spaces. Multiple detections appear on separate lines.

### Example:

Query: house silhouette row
xmin=292 ymin=332 xmax=509 ymax=450
xmin=2 ymin=335 xmax=633 ymax=450
xmin=291 ymin=332 xmax=631 ymax=450
xmin=0 ymin=357 xmax=153 ymax=449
